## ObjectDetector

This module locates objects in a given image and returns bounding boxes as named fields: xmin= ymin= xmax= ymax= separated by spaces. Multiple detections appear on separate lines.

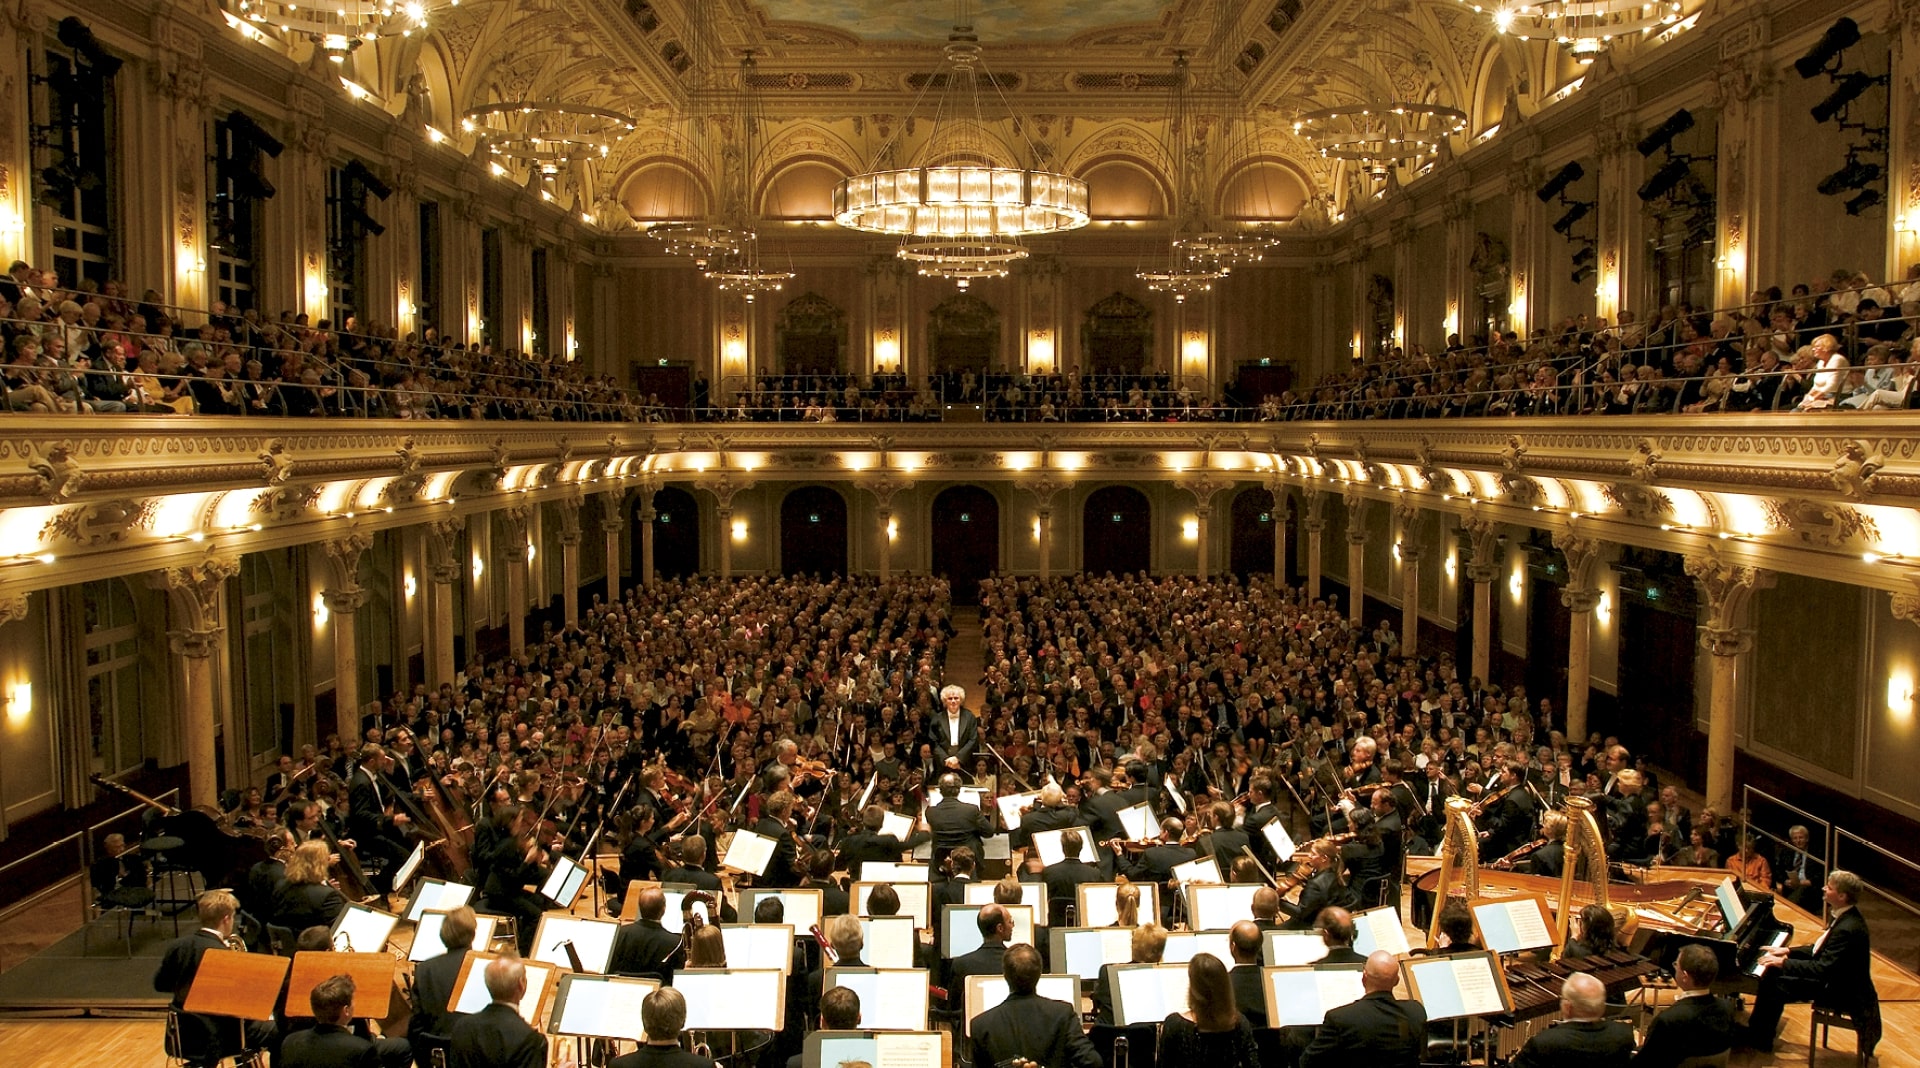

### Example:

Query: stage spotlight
xmin=1818 ymin=159 xmax=1880 ymax=197
xmin=1794 ymin=17 xmax=1861 ymax=79
xmin=55 ymin=16 xmax=122 ymax=78
xmin=1553 ymin=202 xmax=1593 ymax=235
xmin=1845 ymin=189 xmax=1882 ymax=216
xmin=1812 ymin=72 xmax=1881 ymax=124
xmin=1536 ymin=161 xmax=1585 ymax=202
xmin=1636 ymin=109 xmax=1694 ymax=157
xmin=1572 ymin=246 xmax=1596 ymax=267
xmin=228 ymin=110 xmax=284 ymax=158
xmin=1571 ymin=264 xmax=1596 ymax=284
xmin=1637 ymin=158 xmax=1690 ymax=202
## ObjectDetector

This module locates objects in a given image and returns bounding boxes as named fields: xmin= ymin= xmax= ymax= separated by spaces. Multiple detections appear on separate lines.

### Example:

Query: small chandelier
xmin=833 ymin=2 xmax=1089 ymax=239
xmin=899 ymin=237 xmax=1028 ymax=289
xmin=228 ymin=0 xmax=440 ymax=42
xmin=1293 ymin=101 xmax=1467 ymax=177
xmin=704 ymin=239 xmax=793 ymax=302
xmin=1472 ymin=0 xmax=1683 ymax=62
xmin=648 ymin=224 xmax=742 ymax=268
xmin=1139 ymin=253 xmax=1227 ymax=304
xmin=460 ymin=102 xmax=636 ymax=167
xmin=1136 ymin=55 xmax=1231 ymax=301
xmin=701 ymin=54 xmax=793 ymax=301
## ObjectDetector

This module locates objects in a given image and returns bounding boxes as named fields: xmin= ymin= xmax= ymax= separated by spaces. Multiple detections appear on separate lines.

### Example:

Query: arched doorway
xmin=1082 ymin=486 xmax=1151 ymax=576
xmin=775 ymin=292 xmax=846 ymax=376
xmin=928 ymin=294 xmax=999 ymax=378
xmin=1228 ymin=487 xmax=1278 ymax=579
xmin=930 ymin=485 xmax=1000 ymax=605
xmin=781 ymin=486 xmax=848 ymax=576
xmin=641 ymin=486 xmax=700 ymax=579
xmin=1080 ymin=292 xmax=1152 ymax=376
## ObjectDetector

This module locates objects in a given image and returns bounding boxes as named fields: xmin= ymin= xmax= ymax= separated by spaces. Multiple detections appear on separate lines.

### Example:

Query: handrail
xmin=1740 ymin=783 xmax=1832 ymax=921
xmin=1832 ymin=827 xmax=1920 ymax=951
xmin=0 ymin=786 xmax=180 ymax=925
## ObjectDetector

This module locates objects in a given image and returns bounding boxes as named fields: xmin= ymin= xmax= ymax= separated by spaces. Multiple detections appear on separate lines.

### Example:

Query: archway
xmin=930 ymin=485 xmax=1000 ymax=605
xmin=1228 ymin=487 xmax=1278 ymax=579
xmin=781 ymin=486 xmax=849 ymax=576
xmin=643 ymin=486 xmax=700 ymax=580
xmin=1081 ymin=292 xmax=1153 ymax=376
xmin=1082 ymin=486 xmax=1151 ymax=576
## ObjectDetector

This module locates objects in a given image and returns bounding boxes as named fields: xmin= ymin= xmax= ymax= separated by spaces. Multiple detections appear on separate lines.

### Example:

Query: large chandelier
xmin=227 ymin=0 xmax=440 ymax=43
xmin=648 ymin=0 xmax=745 ymax=263
xmin=1294 ymin=101 xmax=1467 ymax=178
xmin=702 ymin=54 xmax=793 ymax=302
xmin=833 ymin=2 xmax=1089 ymax=239
xmin=460 ymin=102 xmax=637 ymax=169
xmin=1469 ymin=0 xmax=1683 ymax=63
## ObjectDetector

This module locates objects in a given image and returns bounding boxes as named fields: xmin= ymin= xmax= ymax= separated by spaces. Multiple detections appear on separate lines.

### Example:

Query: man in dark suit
xmin=152 ymin=890 xmax=275 ymax=1063
xmin=1316 ymin=907 xmax=1367 ymax=965
xmin=1300 ymin=952 xmax=1426 ymax=1067
xmin=802 ymin=850 xmax=851 ymax=916
xmin=1369 ymin=789 xmax=1406 ymax=909
xmin=1479 ymin=762 xmax=1538 ymax=860
xmin=969 ymin=944 xmax=1102 ymax=1068
xmin=1115 ymin=816 xmax=1196 ymax=887
xmin=347 ymin=745 xmax=413 ymax=888
xmin=609 ymin=987 xmax=718 ymax=1068
xmin=607 ymin=889 xmax=686 ymax=981
xmin=751 ymin=792 xmax=802 ymax=887
xmin=1013 ymin=783 xmax=1078 ymax=850
xmin=448 ymin=955 xmax=546 ymax=1068
xmin=836 ymin=805 xmax=910 ymax=881
xmin=925 ymin=773 xmax=994 ymax=867
xmin=1199 ymin=801 xmax=1251 ymax=866
xmin=1040 ymin=830 xmax=1104 ymax=927
xmin=1776 ymin=824 xmax=1826 ymax=914
xmin=1227 ymin=921 xmax=1269 ymax=1028
xmin=1634 ymin=945 xmax=1736 ymax=1068
xmin=411 ymin=906 xmax=479 ymax=1065
xmin=948 ymin=903 xmax=1011 ymax=1008
xmin=662 ymin=836 xmax=724 ymax=892
xmin=1510 ymin=973 xmax=1634 ymax=1068
xmin=933 ymin=685 xmax=981 ymax=774
xmin=282 ymin=974 xmax=411 ymax=1068
xmin=1078 ymin=767 xmax=1132 ymax=845
xmin=1243 ymin=778 xmax=1284 ymax=866
xmin=1742 ymin=870 xmax=1876 ymax=1054
xmin=933 ymin=847 xmax=980 ymax=916
xmin=807 ymin=914 xmax=868 ymax=1019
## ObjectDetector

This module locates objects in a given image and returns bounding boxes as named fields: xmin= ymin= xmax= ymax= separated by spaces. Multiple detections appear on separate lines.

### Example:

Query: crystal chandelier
xmin=1293 ymin=101 xmax=1467 ymax=178
xmin=833 ymin=0 xmax=1089 ymax=239
xmin=648 ymin=0 xmax=745 ymax=263
xmin=1470 ymin=0 xmax=1683 ymax=63
xmin=227 ymin=0 xmax=441 ymax=43
xmin=460 ymin=102 xmax=637 ymax=168
xmin=701 ymin=54 xmax=793 ymax=302
xmin=1136 ymin=55 xmax=1230 ymax=302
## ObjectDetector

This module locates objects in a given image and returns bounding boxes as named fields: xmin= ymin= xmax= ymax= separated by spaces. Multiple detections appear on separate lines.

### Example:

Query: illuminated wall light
xmin=1027 ymin=330 xmax=1055 ymax=373
xmin=1182 ymin=331 xmax=1208 ymax=370
xmin=1444 ymin=552 xmax=1457 ymax=581
xmin=5 ymin=681 xmax=28 ymax=724
xmin=1391 ymin=542 xmax=1402 ymax=562
xmin=722 ymin=336 xmax=747 ymax=372
xmin=305 ymin=272 xmax=328 ymax=307
xmin=1443 ymin=301 xmax=1460 ymax=338
xmin=731 ymin=519 xmax=748 ymax=542
xmin=425 ymin=125 xmax=447 ymax=144
xmin=1889 ymin=673 xmax=1914 ymax=717
xmin=1182 ymin=518 xmax=1200 ymax=542
xmin=404 ymin=574 xmax=417 ymax=599
xmin=489 ymin=161 xmax=509 ymax=178
xmin=526 ymin=542 xmax=536 ymax=563
xmin=1031 ymin=517 xmax=1042 ymax=541
xmin=887 ymin=518 xmax=899 ymax=542
xmin=312 ymin=593 xmax=330 ymax=627
xmin=471 ymin=554 xmax=485 ymax=580
xmin=1596 ymin=589 xmax=1613 ymax=628
xmin=1508 ymin=568 xmax=1525 ymax=603
xmin=874 ymin=330 xmax=900 ymax=372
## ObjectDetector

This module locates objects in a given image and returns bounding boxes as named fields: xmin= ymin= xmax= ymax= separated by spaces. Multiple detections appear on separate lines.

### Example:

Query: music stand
xmin=451 ymin=951 xmax=560 ymax=1027
xmin=549 ymin=973 xmax=660 ymax=1041
xmin=803 ymin=1030 xmax=950 ymax=1068
xmin=285 ymin=952 xmax=397 ymax=1017
xmin=182 ymin=949 xmax=289 ymax=1020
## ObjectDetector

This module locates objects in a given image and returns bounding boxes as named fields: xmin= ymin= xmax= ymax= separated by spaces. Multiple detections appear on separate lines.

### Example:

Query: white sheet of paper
xmin=659 ymin=885 xmax=711 ymax=926
xmin=1162 ymin=929 xmax=1233 ymax=965
xmin=411 ymin=910 xmax=501 ymax=962
xmin=404 ymin=879 xmax=475 ymax=922
xmin=863 ymin=862 xmax=931 ymax=883
xmin=860 ymin=916 xmax=917 ymax=968
xmin=1163 ymin=776 xmax=1187 ymax=815
xmin=1407 ymin=954 xmax=1505 ymax=1020
xmin=739 ymin=889 xmax=821 ymax=934
xmin=957 ymin=788 xmax=988 ymax=809
xmin=1261 ymin=821 xmax=1297 ymax=862
xmin=1170 ymin=855 xmax=1224 ymax=886
xmin=1031 ymin=827 xmax=1093 ymax=867
xmin=531 ymin=913 xmax=621 ymax=974
xmin=964 ymin=975 xmax=1079 ymax=1032
xmin=878 ymin=811 xmax=915 ymax=842
xmin=330 ymin=904 xmax=399 ymax=954
xmin=550 ymin=974 xmax=658 ymax=1040
xmin=996 ymin=792 xmax=1040 ymax=829
xmin=1116 ymin=803 xmax=1156 ymax=842
xmin=874 ymin=1032 xmax=942 ymax=1068
xmin=1187 ymin=884 xmax=1261 ymax=931
xmin=1077 ymin=883 xmax=1158 ymax=928
xmin=676 ymin=969 xmax=783 ymax=1030
xmin=392 ymin=843 xmax=427 ymax=890
xmin=1113 ymin=964 xmax=1190 ymax=1025
xmin=1472 ymin=898 xmax=1556 ymax=954
xmin=540 ymin=855 xmax=589 ymax=906
xmin=1353 ymin=905 xmax=1413 ymax=957
xmin=856 ymin=882 xmax=931 ymax=928
xmin=453 ymin=955 xmax=554 ymax=1026
xmin=942 ymin=904 xmax=1034 ymax=958
xmin=963 ymin=881 xmax=1043 ymax=915
xmin=723 ymin=829 xmax=777 ymax=876
xmin=1262 ymin=930 xmax=1330 ymax=967
xmin=1450 ymin=956 xmax=1505 ymax=1015
xmin=827 ymin=969 xmax=930 ymax=1030
xmin=719 ymin=925 xmax=796 ymax=970
xmin=982 ymin=834 xmax=1011 ymax=861
xmin=1053 ymin=927 xmax=1135 ymax=981
xmin=1264 ymin=967 xmax=1364 ymax=1026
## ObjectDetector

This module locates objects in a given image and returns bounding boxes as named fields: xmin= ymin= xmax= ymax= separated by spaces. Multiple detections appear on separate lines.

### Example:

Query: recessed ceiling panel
xmin=754 ymin=0 xmax=1170 ymax=42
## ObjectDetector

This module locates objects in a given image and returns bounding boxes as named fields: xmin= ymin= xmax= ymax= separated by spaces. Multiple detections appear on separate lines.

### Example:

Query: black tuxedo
xmin=805 ymin=877 xmax=851 ymax=917
xmin=1201 ymin=827 xmax=1251 ymax=865
xmin=836 ymin=832 xmax=907 ymax=881
xmin=607 ymin=917 xmax=685 ymax=980
xmin=1511 ymin=1018 xmax=1634 ymax=1068
xmin=1300 ymin=990 xmax=1426 ymax=1067
xmin=281 ymin=1022 xmax=410 ymax=1068
xmin=1244 ymin=802 xmax=1282 ymax=863
xmin=153 ymin=928 xmax=226 ymax=1009
xmin=1746 ymin=906 xmax=1874 ymax=1049
xmin=274 ymin=881 xmax=348 ymax=935
xmin=1079 ymin=791 xmax=1131 ymax=845
xmin=1526 ymin=840 xmax=1566 ymax=878
xmin=153 ymin=928 xmax=275 ymax=1059
xmin=448 ymin=1002 xmax=546 ymax=1068
xmin=933 ymin=710 xmax=981 ymax=770
xmin=926 ymin=795 xmax=993 ymax=861
xmin=1229 ymin=963 xmax=1268 ymax=1028
xmin=609 ymin=1046 xmax=718 ymax=1068
xmin=1041 ymin=859 xmax=1104 ymax=926
xmin=932 ymin=874 xmax=976 ymax=916
xmin=1320 ymin=946 xmax=1367 ymax=966
xmin=1632 ymin=993 xmax=1735 ymax=1068
xmin=410 ymin=949 xmax=470 ymax=1042
xmin=1278 ymin=869 xmax=1349 ymax=930
xmin=1013 ymin=804 xmax=1077 ymax=850
xmin=969 ymin=991 xmax=1103 ymax=1068
xmin=948 ymin=939 xmax=1007 ymax=1008
xmin=751 ymin=816 xmax=801 ymax=887
xmin=1119 ymin=843 xmax=1196 ymax=888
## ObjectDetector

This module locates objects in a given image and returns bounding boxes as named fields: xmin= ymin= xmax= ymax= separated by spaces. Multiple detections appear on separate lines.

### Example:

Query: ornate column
xmin=500 ymin=506 xmax=532 ymax=658
xmin=1302 ymin=489 xmax=1326 ymax=599
xmin=1267 ymin=478 xmax=1289 ymax=587
xmin=599 ymin=488 xmax=628 ymax=598
xmin=1465 ymin=515 xmax=1501 ymax=685
xmin=323 ymin=532 xmax=372 ymax=724
xmin=1713 ymin=34 xmax=1774 ymax=305
xmin=697 ymin=477 xmax=751 ymax=579
xmin=1179 ymin=479 xmax=1228 ymax=580
xmin=1686 ymin=549 xmax=1773 ymax=813
xmin=1394 ymin=499 xmax=1422 ymax=656
xmin=865 ymin=480 xmax=909 ymax=581
xmin=423 ymin=517 xmax=464 ymax=689
xmin=1440 ymin=183 xmax=1473 ymax=342
xmin=1592 ymin=98 xmax=1643 ymax=324
xmin=159 ymin=555 xmax=239 ymax=808
xmin=1891 ymin=0 xmax=1920 ymax=281
xmin=555 ymin=497 xmax=583 ymax=626
xmin=1556 ymin=531 xmax=1608 ymax=743
xmin=1019 ymin=480 xmax=1067 ymax=579
xmin=1343 ymin=491 xmax=1369 ymax=623
xmin=1506 ymin=150 xmax=1544 ymax=335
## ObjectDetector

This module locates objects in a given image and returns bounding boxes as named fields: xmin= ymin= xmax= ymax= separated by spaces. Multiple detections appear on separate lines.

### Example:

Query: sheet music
xmin=411 ymin=910 xmax=501 ymax=962
xmin=1162 ymin=929 xmax=1232 ymax=965
xmin=540 ymin=855 xmax=588 ymax=906
xmin=856 ymin=882 xmax=931 ymax=928
xmin=1407 ymin=953 xmax=1506 ymax=1020
xmin=1261 ymin=821 xmax=1297 ymax=862
xmin=857 ymin=773 xmax=879 ymax=813
xmin=1113 ymin=964 xmax=1190 ymax=1025
xmin=1450 ymin=957 xmax=1505 ymax=1015
xmin=453 ymin=955 xmax=555 ymax=1026
xmin=878 ymin=811 xmax=915 ymax=841
xmin=1472 ymin=898 xmax=1555 ymax=953
xmin=1053 ymin=927 xmax=1135 ymax=981
xmin=551 ymin=974 xmax=658 ymax=1040
xmin=910 ymin=838 xmax=934 ymax=861
xmin=740 ymin=890 xmax=821 ymax=933
xmin=964 ymin=976 xmax=1079 ymax=1032
xmin=814 ymin=1033 xmax=943 ymax=1068
xmin=1170 ymin=855 xmax=1224 ymax=886
xmin=957 ymin=788 xmax=988 ymax=809
xmin=859 ymin=917 xmax=917 ymax=968
xmin=875 ymin=1033 xmax=941 ymax=1068
xmin=1031 ymin=826 xmax=1095 ymax=867
xmin=863 ymin=862 xmax=931 ymax=883
xmin=1163 ymin=776 xmax=1187 ymax=815
xmin=942 ymin=905 xmax=1033 ymax=958
xmin=1263 ymin=930 xmax=1330 ymax=967
xmin=982 ymin=834 xmax=1010 ymax=860
xmin=1264 ymin=967 xmax=1365 ymax=1026
xmin=676 ymin=969 xmax=783 ymax=1031
xmin=392 ymin=843 xmax=427 ymax=890
xmin=1078 ymin=883 xmax=1157 ymax=928
xmin=964 ymin=880 xmax=1042 ymax=913
xmin=995 ymin=792 xmax=1040 ymax=829
xmin=827 ymin=969 xmax=930 ymax=1030
xmin=1187 ymin=884 xmax=1260 ymax=931
xmin=405 ymin=878 xmax=474 ymax=922
xmin=1352 ymin=905 xmax=1413 ymax=956
xmin=723 ymin=829 xmax=777 ymax=876
xmin=531 ymin=914 xmax=620 ymax=974
xmin=330 ymin=904 xmax=399 ymax=954
xmin=719 ymin=925 xmax=796 ymax=971
xmin=1116 ymin=802 xmax=1156 ymax=842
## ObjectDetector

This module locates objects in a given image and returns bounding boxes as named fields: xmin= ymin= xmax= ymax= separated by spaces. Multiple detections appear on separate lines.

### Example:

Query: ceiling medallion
xmin=1471 ymin=0 xmax=1683 ymax=62
xmin=833 ymin=1 xmax=1089 ymax=239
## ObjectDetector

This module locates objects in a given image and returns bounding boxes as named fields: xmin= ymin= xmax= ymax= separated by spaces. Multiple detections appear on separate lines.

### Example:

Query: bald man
xmin=1300 ymin=951 xmax=1426 ymax=1067
xmin=608 ymin=888 xmax=686 ymax=980
xmin=448 ymin=955 xmax=547 ymax=1068
xmin=1511 ymin=973 xmax=1634 ymax=1067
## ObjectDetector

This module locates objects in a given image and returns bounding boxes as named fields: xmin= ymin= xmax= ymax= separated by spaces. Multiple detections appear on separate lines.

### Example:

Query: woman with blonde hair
xmin=1113 ymin=877 xmax=1140 ymax=928
xmin=686 ymin=924 xmax=727 ymax=968
xmin=272 ymin=840 xmax=346 ymax=933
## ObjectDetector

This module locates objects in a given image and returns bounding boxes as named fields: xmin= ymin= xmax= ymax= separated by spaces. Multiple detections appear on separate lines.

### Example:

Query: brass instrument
xmin=1426 ymin=797 xmax=1482 ymax=949
xmin=1553 ymin=796 xmax=1610 ymax=957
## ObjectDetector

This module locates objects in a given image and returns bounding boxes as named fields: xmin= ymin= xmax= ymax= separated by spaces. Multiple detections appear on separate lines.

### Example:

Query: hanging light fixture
xmin=460 ymin=102 xmax=637 ymax=168
xmin=647 ymin=0 xmax=744 ymax=265
xmin=702 ymin=52 xmax=794 ymax=302
xmin=227 ymin=0 xmax=443 ymax=43
xmin=834 ymin=0 xmax=1088 ymax=240
xmin=1294 ymin=96 xmax=1466 ymax=179
xmin=1466 ymin=0 xmax=1683 ymax=63
xmin=1136 ymin=54 xmax=1227 ymax=303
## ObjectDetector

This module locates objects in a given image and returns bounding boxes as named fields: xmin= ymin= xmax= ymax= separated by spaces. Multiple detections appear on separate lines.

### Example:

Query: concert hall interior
xmin=5 ymin=0 xmax=1920 ymax=1066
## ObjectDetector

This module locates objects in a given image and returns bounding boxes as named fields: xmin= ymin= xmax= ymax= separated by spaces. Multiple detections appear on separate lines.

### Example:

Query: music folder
xmin=1262 ymin=964 xmax=1366 ymax=1027
xmin=823 ymin=967 xmax=930 ymax=1031
xmin=285 ymin=952 xmax=396 ymax=1018
xmin=328 ymin=902 xmax=400 ymax=954
xmin=1049 ymin=927 xmax=1134 ymax=983
xmin=674 ymin=968 xmax=785 ymax=1031
xmin=803 ymin=1030 xmax=948 ymax=1068
xmin=531 ymin=911 xmax=621 ymax=974
xmin=1110 ymin=962 xmax=1191 ymax=1025
xmin=862 ymin=861 xmax=932 ymax=883
xmin=411 ymin=909 xmax=502 ymax=962
xmin=1186 ymin=883 xmax=1260 ymax=932
xmin=1352 ymin=904 xmax=1413 ymax=957
xmin=1404 ymin=949 xmax=1514 ymax=1020
xmin=540 ymin=854 xmax=590 ymax=907
xmin=739 ymin=888 xmax=822 ymax=934
xmin=853 ymin=881 xmax=931 ymax=928
xmin=549 ymin=973 xmax=659 ymax=1041
xmin=995 ymin=792 xmax=1040 ymax=829
xmin=1263 ymin=929 xmax=1330 ymax=967
xmin=1169 ymin=855 xmax=1224 ymax=886
xmin=392 ymin=842 xmax=427 ymax=890
xmin=877 ymin=810 xmax=915 ymax=841
xmin=1261 ymin=821 xmax=1297 ymax=862
xmin=722 ymin=828 xmax=777 ymax=877
xmin=963 ymin=974 xmax=1079 ymax=1034
xmin=1470 ymin=894 xmax=1559 ymax=954
xmin=1077 ymin=882 xmax=1158 ymax=928
xmin=1031 ymin=826 xmax=1094 ymax=867
xmin=963 ymin=879 xmax=1044 ymax=916
xmin=1162 ymin=929 xmax=1232 ymax=965
xmin=857 ymin=916 xmax=917 ymax=968
xmin=452 ymin=951 xmax=560 ymax=1026
xmin=182 ymin=949 xmax=290 ymax=1021
xmin=941 ymin=903 xmax=1034 ymax=958
xmin=404 ymin=877 xmax=475 ymax=922
xmin=719 ymin=924 xmax=797 ymax=971
xmin=1116 ymin=802 xmax=1156 ymax=841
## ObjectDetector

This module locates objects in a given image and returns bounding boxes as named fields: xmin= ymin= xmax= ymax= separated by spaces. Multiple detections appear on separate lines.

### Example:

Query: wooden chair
xmin=1809 ymin=996 xmax=1881 ymax=1066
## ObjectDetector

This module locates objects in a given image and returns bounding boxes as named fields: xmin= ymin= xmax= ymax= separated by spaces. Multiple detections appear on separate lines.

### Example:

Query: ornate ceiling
xmin=748 ymin=0 xmax=1175 ymax=43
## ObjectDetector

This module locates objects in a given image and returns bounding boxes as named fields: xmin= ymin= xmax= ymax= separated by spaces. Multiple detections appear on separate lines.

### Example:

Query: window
xmin=209 ymin=117 xmax=261 ymax=311
xmin=481 ymin=226 xmax=503 ymax=349
xmin=35 ymin=51 xmax=116 ymax=291
xmin=531 ymin=246 xmax=550 ymax=356
xmin=239 ymin=553 xmax=293 ymax=760
xmin=418 ymin=201 xmax=441 ymax=335
xmin=81 ymin=579 xmax=145 ymax=776
xmin=326 ymin=166 xmax=367 ymax=323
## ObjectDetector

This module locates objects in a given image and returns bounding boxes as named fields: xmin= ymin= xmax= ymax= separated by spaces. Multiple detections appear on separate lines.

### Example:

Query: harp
xmin=1554 ymin=795 xmax=1611 ymax=955
xmin=1426 ymin=796 xmax=1482 ymax=948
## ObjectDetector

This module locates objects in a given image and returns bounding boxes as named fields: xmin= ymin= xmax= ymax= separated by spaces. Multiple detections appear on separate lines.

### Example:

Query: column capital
xmin=696 ymin=476 xmax=754 ymax=510
xmin=1553 ymin=529 xmax=1609 ymax=589
xmin=0 ymin=590 xmax=25 ymax=627
xmin=1684 ymin=547 xmax=1774 ymax=631
xmin=1465 ymin=561 xmax=1501 ymax=585
xmin=323 ymin=530 xmax=373 ymax=591
xmin=1698 ymin=626 xmax=1754 ymax=658
xmin=323 ymin=586 xmax=369 ymax=615
xmin=1562 ymin=586 xmax=1603 ymax=613
xmin=168 ymin=627 xmax=221 ymax=659
xmin=426 ymin=560 xmax=463 ymax=586
xmin=558 ymin=530 xmax=584 ymax=548
xmin=1175 ymin=478 xmax=1231 ymax=508
xmin=500 ymin=503 xmax=534 ymax=547
xmin=1397 ymin=546 xmax=1423 ymax=565
xmin=863 ymin=478 xmax=912 ymax=508
xmin=157 ymin=552 xmax=240 ymax=633
xmin=1017 ymin=479 xmax=1069 ymax=507
xmin=1892 ymin=584 xmax=1920 ymax=629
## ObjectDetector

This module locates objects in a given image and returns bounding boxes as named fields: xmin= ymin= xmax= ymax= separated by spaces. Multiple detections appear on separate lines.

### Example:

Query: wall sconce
xmin=403 ymin=574 xmax=417 ymax=599
xmin=6 ymin=681 xmax=29 ymax=724
xmin=1889 ymin=673 xmax=1914 ymax=717
xmin=1391 ymin=542 xmax=1403 ymax=563
xmin=1508 ymin=568 xmax=1525 ymax=603
xmin=886 ymin=518 xmax=898 ymax=542
xmin=1031 ymin=517 xmax=1042 ymax=541
xmin=1181 ymin=331 xmax=1207 ymax=370
xmin=312 ymin=592 xmax=330 ymax=627
xmin=1444 ymin=552 xmax=1457 ymax=581
xmin=1181 ymin=518 xmax=1200 ymax=542
xmin=1027 ymin=330 xmax=1054 ymax=373
xmin=526 ymin=543 xmax=537 ymax=563
xmin=1596 ymin=589 xmax=1613 ymax=628
xmin=731 ymin=519 xmax=748 ymax=542
xmin=723 ymin=336 xmax=747 ymax=372
xmin=874 ymin=330 xmax=900 ymax=372
xmin=471 ymin=554 xmax=485 ymax=580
